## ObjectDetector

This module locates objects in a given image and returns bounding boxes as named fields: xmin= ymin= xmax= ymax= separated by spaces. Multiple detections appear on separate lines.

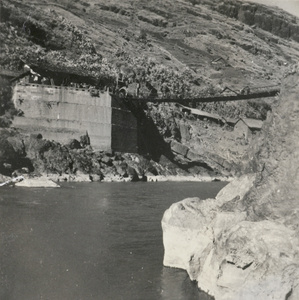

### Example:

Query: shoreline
xmin=146 ymin=175 xmax=233 ymax=182
xmin=1 ymin=173 xmax=233 ymax=188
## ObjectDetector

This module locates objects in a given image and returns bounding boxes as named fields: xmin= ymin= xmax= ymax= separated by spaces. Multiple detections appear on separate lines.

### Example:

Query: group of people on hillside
xmin=21 ymin=64 xmax=174 ymax=100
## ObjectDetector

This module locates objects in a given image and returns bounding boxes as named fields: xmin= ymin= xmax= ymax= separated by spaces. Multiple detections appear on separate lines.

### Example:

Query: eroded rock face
xmin=162 ymin=175 xmax=299 ymax=299
xmin=162 ymin=67 xmax=299 ymax=299
xmin=243 ymin=66 xmax=299 ymax=231
xmin=215 ymin=0 xmax=299 ymax=42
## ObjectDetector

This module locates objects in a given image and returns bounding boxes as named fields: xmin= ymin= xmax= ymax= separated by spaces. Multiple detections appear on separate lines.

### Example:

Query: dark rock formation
xmin=0 ymin=129 xmax=32 ymax=175
xmin=66 ymin=139 xmax=82 ymax=150
xmin=0 ymin=135 xmax=18 ymax=175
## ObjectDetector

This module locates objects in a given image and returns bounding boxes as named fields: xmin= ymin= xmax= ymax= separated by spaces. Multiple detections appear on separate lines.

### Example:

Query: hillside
xmin=161 ymin=62 xmax=299 ymax=300
xmin=2 ymin=0 xmax=299 ymax=97
xmin=1 ymin=0 xmax=299 ymax=179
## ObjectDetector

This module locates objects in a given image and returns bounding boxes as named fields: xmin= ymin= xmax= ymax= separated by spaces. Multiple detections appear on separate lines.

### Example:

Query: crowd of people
xmin=20 ymin=65 xmax=171 ymax=99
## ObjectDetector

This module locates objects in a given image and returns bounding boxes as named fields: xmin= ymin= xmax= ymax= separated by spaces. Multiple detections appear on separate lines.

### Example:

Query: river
xmin=0 ymin=181 xmax=227 ymax=300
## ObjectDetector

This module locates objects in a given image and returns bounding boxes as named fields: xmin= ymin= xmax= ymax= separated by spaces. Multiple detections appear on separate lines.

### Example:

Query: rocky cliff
xmin=162 ymin=67 xmax=299 ymax=299
xmin=209 ymin=0 xmax=299 ymax=42
xmin=243 ymin=64 xmax=299 ymax=229
xmin=1 ymin=0 xmax=299 ymax=179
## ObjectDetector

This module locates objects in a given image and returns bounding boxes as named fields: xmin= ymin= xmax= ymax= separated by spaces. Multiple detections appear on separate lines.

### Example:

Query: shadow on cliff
xmin=119 ymin=98 xmax=215 ymax=173
xmin=121 ymin=99 xmax=174 ymax=161
xmin=0 ymin=131 xmax=34 ymax=176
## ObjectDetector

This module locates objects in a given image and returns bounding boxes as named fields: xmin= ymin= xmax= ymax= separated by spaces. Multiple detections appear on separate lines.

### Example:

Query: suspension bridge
xmin=121 ymin=84 xmax=280 ymax=104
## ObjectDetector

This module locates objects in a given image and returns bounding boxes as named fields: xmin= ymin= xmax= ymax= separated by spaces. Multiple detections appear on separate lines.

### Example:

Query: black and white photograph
xmin=0 ymin=0 xmax=299 ymax=299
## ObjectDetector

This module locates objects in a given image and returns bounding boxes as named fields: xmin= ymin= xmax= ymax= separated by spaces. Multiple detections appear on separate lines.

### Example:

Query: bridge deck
xmin=128 ymin=88 xmax=280 ymax=103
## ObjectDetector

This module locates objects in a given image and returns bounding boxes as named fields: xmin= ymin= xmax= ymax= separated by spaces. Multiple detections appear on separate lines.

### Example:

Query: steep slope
xmin=246 ymin=0 xmax=299 ymax=18
xmin=162 ymin=66 xmax=299 ymax=299
xmin=1 ymin=0 xmax=299 ymax=178
xmin=243 ymin=64 xmax=299 ymax=229
xmin=2 ymin=0 xmax=299 ymax=97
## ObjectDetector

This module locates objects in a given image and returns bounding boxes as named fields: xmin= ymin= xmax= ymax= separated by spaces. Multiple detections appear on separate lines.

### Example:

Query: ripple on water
xmin=0 ymin=181 xmax=224 ymax=300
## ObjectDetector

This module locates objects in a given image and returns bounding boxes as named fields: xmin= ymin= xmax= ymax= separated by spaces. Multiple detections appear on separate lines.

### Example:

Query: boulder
xmin=162 ymin=174 xmax=253 ymax=267
xmin=12 ymin=167 xmax=30 ymax=177
xmin=15 ymin=177 xmax=60 ymax=188
xmin=89 ymin=174 xmax=103 ymax=182
xmin=0 ymin=135 xmax=30 ymax=175
xmin=162 ymin=174 xmax=299 ymax=300
xmin=104 ymin=149 xmax=114 ymax=157
xmin=6 ymin=136 xmax=26 ymax=156
xmin=0 ymin=174 xmax=11 ymax=183
xmin=66 ymin=139 xmax=82 ymax=149
xmin=68 ymin=171 xmax=91 ymax=182
xmin=115 ymin=163 xmax=127 ymax=176
xmin=114 ymin=152 xmax=123 ymax=161
xmin=0 ymin=137 xmax=18 ymax=163
xmin=101 ymin=155 xmax=113 ymax=166
xmin=126 ymin=166 xmax=139 ymax=181
xmin=71 ymin=151 xmax=93 ymax=173
xmin=102 ymin=174 xmax=123 ymax=182
xmin=170 ymin=140 xmax=189 ymax=157
xmin=30 ymin=133 xmax=43 ymax=140
xmin=0 ymin=175 xmax=25 ymax=186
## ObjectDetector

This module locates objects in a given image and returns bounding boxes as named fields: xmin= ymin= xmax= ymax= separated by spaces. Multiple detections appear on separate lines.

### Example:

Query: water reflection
xmin=159 ymin=267 xmax=214 ymax=300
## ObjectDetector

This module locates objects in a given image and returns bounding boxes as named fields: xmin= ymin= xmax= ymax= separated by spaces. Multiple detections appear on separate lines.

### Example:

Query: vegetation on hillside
xmin=1 ymin=0 xmax=299 ymax=180
xmin=1 ymin=0 xmax=298 ymax=120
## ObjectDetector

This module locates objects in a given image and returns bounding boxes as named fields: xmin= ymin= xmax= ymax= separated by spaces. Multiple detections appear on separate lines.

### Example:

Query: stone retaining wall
xmin=12 ymin=83 xmax=137 ymax=152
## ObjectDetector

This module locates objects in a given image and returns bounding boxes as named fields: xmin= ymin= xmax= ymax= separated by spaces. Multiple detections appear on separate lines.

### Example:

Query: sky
xmin=245 ymin=0 xmax=299 ymax=17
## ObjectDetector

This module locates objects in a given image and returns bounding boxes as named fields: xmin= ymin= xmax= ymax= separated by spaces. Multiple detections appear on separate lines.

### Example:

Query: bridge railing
xmin=122 ymin=85 xmax=280 ymax=103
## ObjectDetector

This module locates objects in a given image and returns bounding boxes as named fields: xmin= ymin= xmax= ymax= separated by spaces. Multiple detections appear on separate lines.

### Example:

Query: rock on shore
xmin=15 ymin=176 xmax=60 ymax=188
xmin=162 ymin=66 xmax=299 ymax=300
xmin=162 ymin=174 xmax=299 ymax=300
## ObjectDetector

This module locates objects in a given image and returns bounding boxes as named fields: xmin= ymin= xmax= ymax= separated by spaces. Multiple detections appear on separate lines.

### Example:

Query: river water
xmin=0 ymin=181 xmax=226 ymax=300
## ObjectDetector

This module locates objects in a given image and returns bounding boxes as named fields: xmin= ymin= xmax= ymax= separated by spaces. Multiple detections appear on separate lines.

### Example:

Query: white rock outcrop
xmin=162 ymin=174 xmax=299 ymax=300
xmin=15 ymin=176 xmax=60 ymax=187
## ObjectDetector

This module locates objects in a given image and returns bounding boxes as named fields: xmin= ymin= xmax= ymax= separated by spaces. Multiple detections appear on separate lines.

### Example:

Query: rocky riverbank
xmin=0 ymin=127 xmax=233 ymax=185
xmin=0 ymin=173 xmax=231 ymax=188
xmin=161 ymin=66 xmax=299 ymax=300
xmin=2 ymin=0 xmax=299 ymax=185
